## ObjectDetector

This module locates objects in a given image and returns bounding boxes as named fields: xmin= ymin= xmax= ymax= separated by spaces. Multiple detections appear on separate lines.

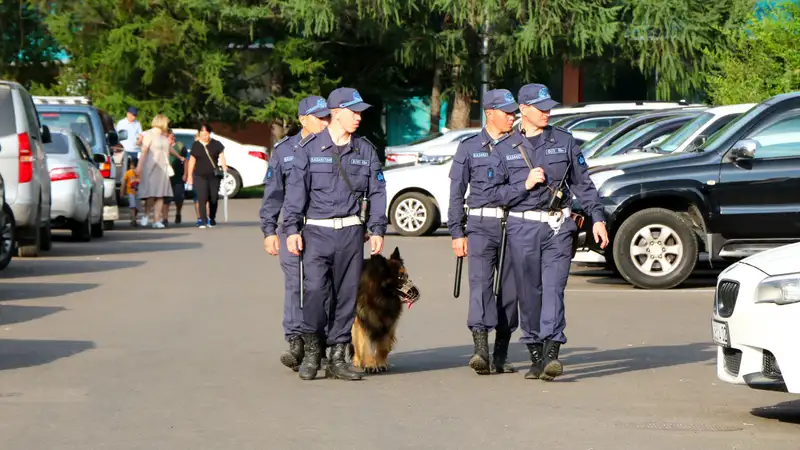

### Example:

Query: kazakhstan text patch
xmin=506 ymin=154 xmax=524 ymax=161
xmin=472 ymin=152 xmax=490 ymax=158
xmin=350 ymin=159 xmax=369 ymax=166
xmin=546 ymin=147 xmax=567 ymax=156
xmin=310 ymin=156 xmax=333 ymax=164
xmin=283 ymin=155 xmax=294 ymax=163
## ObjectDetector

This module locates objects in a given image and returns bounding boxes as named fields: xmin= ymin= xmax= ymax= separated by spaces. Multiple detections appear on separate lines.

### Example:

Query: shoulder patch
xmin=273 ymin=135 xmax=289 ymax=148
xmin=577 ymin=153 xmax=587 ymax=167
xmin=299 ymin=134 xmax=316 ymax=147
xmin=376 ymin=170 xmax=385 ymax=183
xmin=266 ymin=166 xmax=274 ymax=179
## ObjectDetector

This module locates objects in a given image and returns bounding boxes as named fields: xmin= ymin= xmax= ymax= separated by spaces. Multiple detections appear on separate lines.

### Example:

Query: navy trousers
xmin=507 ymin=216 xmax=577 ymax=344
xmin=300 ymin=224 xmax=363 ymax=346
xmin=466 ymin=216 xmax=518 ymax=334
xmin=278 ymin=228 xmax=303 ymax=341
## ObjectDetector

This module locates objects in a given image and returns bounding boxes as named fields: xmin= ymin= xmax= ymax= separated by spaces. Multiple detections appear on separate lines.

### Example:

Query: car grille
xmin=723 ymin=348 xmax=742 ymax=377
xmin=715 ymin=280 xmax=740 ymax=318
xmin=762 ymin=350 xmax=782 ymax=380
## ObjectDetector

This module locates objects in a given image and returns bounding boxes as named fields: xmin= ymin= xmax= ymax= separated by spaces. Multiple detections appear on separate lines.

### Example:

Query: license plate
xmin=712 ymin=320 xmax=730 ymax=348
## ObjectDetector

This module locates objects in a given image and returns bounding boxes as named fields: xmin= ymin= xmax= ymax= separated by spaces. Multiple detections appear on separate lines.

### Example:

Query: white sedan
xmin=712 ymin=241 xmax=800 ymax=394
xmin=172 ymin=129 xmax=268 ymax=198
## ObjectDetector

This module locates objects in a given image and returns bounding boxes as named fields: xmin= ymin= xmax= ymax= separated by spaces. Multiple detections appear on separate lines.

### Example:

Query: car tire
xmin=220 ymin=168 xmax=242 ymax=198
xmin=0 ymin=204 xmax=16 ymax=271
xmin=91 ymin=218 xmax=104 ymax=238
xmin=17 ymin=202 xmax=41 ymax=258
xmin=612 ymin=207 xmax=698 ymax=290
xmin=40 ymin=220 xmax=53 ymax=251
xmin=72 ymin=215 xmax=92 ymax=243
xmin=390 ymin=192 xmax=439 ymax=237
xmin=104 ymin=220 xmax=115 ymax=230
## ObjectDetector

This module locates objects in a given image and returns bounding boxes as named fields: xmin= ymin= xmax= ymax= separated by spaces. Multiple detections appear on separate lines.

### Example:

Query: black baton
xmin=454 ymin=256 xmax=463 ymax=298
xmin=298 ymin=232 xmax=305 ymax=310
xmin=493 ymin=210 xmax=509 ymax=297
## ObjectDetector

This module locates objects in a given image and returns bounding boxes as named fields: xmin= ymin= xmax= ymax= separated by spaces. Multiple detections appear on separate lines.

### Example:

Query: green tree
xmin=0 ymin=0 xmax=61 ymax=87
xmin=704 ymin=1 xmax=800 ymax=104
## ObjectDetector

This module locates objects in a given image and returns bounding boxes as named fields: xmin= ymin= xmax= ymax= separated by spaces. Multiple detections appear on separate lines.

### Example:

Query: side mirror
xmin=692 ymin=135 xmax=707 ymax=148
xmin=628 ymin=147 xmax=643 ymax=153
xmin=117 ymin=129 xmax=128 ymax=141
xmin=41 ymin=125 xmax=52 ymax=144
xmin=93 ymin=153 xmax=107 ymax=164
xmin=107 ymin=131 xmax=119 ymax=147
xmin=730 ymin=139 xmax=757 ymax=159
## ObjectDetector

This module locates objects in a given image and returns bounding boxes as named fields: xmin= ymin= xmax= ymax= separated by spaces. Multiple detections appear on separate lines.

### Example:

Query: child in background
xmin=122 ymin=159 xmax=140 ymax=226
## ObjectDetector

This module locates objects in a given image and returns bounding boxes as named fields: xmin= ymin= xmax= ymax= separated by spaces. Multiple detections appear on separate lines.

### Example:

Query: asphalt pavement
xmin=0 ymin=199 xmax=797 ymax=449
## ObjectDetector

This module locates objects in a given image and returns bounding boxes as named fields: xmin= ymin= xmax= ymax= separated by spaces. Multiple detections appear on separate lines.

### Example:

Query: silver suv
xmin=0 ymin=81 xmax=53 ymax=257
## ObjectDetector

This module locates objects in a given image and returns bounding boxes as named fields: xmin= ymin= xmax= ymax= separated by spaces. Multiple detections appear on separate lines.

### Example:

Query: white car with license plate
xmin=712 ymin=241 xmax=800 ymax=394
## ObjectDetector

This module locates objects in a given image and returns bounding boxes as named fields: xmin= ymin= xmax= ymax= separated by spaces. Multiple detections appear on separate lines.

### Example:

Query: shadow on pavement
xmin=0 ymin=283 xmax=98 ymax=302
xmin=0 ymin=339 xmax=95 ymax=371
xmin=571 ymin=268 xmax=720 ymax=289
xmin=0 ymin=305 xmax=66 ymax=326
xmin=751 ymin=400 xmax=800 ymax=424
xmin=386 ymin=227 xmax=451 ymax=237
xmin=0 ymin=260 xmax=144 ymax=278
xmin=44 ymin=241 xmax=202 ymax=257
xmin=78 ymin=232 xmax=191 ymax=242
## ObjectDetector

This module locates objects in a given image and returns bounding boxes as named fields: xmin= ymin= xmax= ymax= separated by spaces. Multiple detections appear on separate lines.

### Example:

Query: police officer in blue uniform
xmin=448 ymin=89 xmax=542 ymax=375
xmin=486 ymin=83 xmax=609 ymax=380
xmin=283 ymin=87 xmax=388 ymax=381
xmin=260 ymin=95 xmax=331 ymax=372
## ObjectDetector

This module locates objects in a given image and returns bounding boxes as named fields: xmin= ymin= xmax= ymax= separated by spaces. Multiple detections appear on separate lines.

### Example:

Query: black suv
xmin=577 ymin=92 xmax=800 ymax=290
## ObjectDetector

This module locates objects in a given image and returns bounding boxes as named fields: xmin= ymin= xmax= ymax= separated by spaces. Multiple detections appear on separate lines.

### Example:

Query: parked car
xmin=549 ymin=110 xmax=633 ymax=134
xmin=586 ymin=115 xmax=698 ymax=164
xmin=44 ymin=129 xmax=106 ymax=241
xmin=712 ymin=241 xmax=800 ymax=394
xmin=0 ymin=81 xmax=53 ymax=257
xmin=171 ymin=129 xmax=267 ymax=198
xmin=576 ymin=91 xmax=800 ymax=290
xmin=385 ymin=129 xmax=479 ymax=167
xmin=0 ymin=173 xmax=14 ymax=270
xmin=35 ymin=97 xmax=122 ymax=230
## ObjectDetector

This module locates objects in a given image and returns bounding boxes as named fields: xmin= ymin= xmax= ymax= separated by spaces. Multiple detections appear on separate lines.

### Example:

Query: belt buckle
xmin=333 ymin=218 xmax=343 ymax=230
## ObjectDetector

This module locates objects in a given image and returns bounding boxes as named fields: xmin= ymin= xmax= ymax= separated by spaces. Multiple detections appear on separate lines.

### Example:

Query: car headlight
xmin=418 ymin=154 xmax=453 ymax=165
xmin=756 ymin=274 xmax=800 ymax=305
xmin=589 ymin=169 xmax=624 ymax=190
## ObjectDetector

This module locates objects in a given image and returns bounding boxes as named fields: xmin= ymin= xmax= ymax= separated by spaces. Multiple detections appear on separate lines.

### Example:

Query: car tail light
xmin=18 ymin=132 xmax=34 ymax=183
xmin=386 ymin=154 xmax=398 ymax=162
xmin=248 ymin=150 xmax=266 ymax=161
xmin=50 ymin=167 xmax=79 ymax=182
xmin=99 ymin=160 xmax=111 ymax=178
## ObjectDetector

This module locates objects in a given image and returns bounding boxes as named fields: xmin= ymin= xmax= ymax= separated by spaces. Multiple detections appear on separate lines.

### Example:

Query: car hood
xmin=739 ymin=242 xmax=800 ymax=276
xmin=383 ymin=161 xmax=452 ymax=180
xmin=587 ymin=151 xmax=659 ymax=168
xmin=591 ymin=149 xmax=713 ymax=175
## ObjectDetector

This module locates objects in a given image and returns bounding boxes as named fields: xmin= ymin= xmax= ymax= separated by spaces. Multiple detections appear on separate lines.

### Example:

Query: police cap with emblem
xmin=482 ymin=89 xmax=519 ymax=113
xmin=298 ymin=95 xmax=330 ymax=118
xmin=327 ymin=88 xmax=372 ymax=112
xmin=518 ymin=83 xmax=560 ymax=111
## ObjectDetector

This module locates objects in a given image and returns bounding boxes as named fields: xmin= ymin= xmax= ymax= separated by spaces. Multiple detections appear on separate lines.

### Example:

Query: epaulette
xmin=298 ymin=133 xmax=316 ymax=147
xmin=359 ymin=136 xmax=376 ymax=149
xmin=459 ymin=132 xmax=478 ymax=143
xmin=552 ymin=125 xmax=573 ymax=135
xmin=273 ymin=135 xmax=289 ymax=148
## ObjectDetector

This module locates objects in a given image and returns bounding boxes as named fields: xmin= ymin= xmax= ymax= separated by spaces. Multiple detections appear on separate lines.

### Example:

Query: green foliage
xmin=704 ymin=1 xmax=800 ymax=105
xmin=0 ymin=1 xmax=61 ymax=86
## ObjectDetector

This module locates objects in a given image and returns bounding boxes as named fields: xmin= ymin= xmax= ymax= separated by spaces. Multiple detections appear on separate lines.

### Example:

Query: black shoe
xmin=280 ymin=335 xmax=304 ymax=372
xmin=541 ymin=340 xmax=564 ymax=381
xmin=524 ymin=343 xmax=545 ymax=379
xmin=209 ymin=218 xmax=217 ymax=227
xmin=175 ymin=214 xmax=182 ymax=224
xmin=492 ymin=332 xmax=516 ymax=374
xmin=320 ymin=345 xmax=329 ymax=371
xmin=468 ymin=329 xmax=491 ymax=375
xmin=298 ymin=333 xmax=323 ymax=380
xmin=325 ymin=343 xmax=363 ymax=381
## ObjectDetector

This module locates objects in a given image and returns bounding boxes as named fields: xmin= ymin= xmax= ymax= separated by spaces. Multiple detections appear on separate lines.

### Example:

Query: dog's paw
xmin=377 ymin=364 xmax=389 ymax=373
xmin=364 ymin=364 xmax=389 ymax=374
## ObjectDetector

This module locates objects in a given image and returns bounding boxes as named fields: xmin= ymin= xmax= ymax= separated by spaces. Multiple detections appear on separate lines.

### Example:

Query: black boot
xmin=325 ymin=343 xmax=363 ymax=381
xmin=320 ymin=345 xmax=329 ymax=371
xmin=280 ymin=335 xmax=304 ymax=372
xmin=468 ymin=329 xmax=491 ymax=375
xmin=298 ymin=333 xmax=323 ymax=380
xmin=541 ymin=340 xmax=563 ymax=381
xmin=524 ymin=343 xmax=545 ymax=380
xmin=492 ymin=332 xmax=516 ymax=374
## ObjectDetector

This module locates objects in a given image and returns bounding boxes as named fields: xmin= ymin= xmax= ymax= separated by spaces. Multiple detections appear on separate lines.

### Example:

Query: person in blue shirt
xmin=283 ymin=87 xmax=388 ymax=381
xmin=259 ymin=95 xmax=331 ymax=373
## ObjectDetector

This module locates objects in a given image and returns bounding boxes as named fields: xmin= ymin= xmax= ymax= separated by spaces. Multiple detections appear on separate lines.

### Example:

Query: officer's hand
xmin=264 ymin=235 xmax=280 ymax=256
xmin=525 ymin=167 xmax=546 ymax=190
xmin=593 ymin=222 xmax=609 ymax=249
xmin=287 ymin=234 xmax=303 ymax=256
xmin=452 ymin=237 xmax=468 ymax=257
xmin=370 ymin=236 xmax=384 ymax=255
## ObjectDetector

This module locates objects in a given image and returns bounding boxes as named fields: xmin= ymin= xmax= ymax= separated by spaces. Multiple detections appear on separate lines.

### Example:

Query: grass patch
xmin=237 ymin=186 xmax=265 ymax=198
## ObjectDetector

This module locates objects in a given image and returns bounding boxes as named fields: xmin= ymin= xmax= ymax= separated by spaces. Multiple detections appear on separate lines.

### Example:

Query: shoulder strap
xmin=331 ymin=149 xmax=357 ymax=195
xmin=201 ymin=142 xmax=218 ymax=170
xmin=512 ymin=139 xmax=534 ymax=170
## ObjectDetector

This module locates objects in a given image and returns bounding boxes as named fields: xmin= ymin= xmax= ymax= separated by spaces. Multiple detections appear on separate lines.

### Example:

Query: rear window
xmin=0 ymin=87 xmax=16 ymax=136
xmin=38 ymin=112 xmax=95 ymax=146
xmin=44 ymin=133 xmax=71 ymax=154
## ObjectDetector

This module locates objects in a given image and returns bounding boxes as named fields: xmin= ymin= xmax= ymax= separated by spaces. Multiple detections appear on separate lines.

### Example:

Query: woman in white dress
xmin=135 ymin=114 xmax=174 ymax=228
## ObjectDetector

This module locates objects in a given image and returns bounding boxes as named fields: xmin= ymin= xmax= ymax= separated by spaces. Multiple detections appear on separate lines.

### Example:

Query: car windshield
xmin=579 ymin=115 xmax=641 ymax=153
xmin=656 ymin=112 xmax=714 ymax=153
xmin=699 ymin=103 xmax=768 ymax=153
xmin=593 ymin=119 xmax=669 ymax=157
xmin=38 ymin=112 xmax=95 ymax=146
xmin=43 ymin=133 xmax=70 ymax=154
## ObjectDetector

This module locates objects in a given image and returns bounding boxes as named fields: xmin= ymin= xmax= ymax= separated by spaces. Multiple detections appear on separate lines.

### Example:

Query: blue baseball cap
xmin=327 ymin=87 xmax=371 ymax=112
xmin=518 ymin=83 xmax=559 ymax=111
xmin=482 ymin=89 xmax=519 ymax=113
xmin=127 ymin=106 xmax=138 ymax=116
xmin=298 ymin=95 xmax=330 ymax=118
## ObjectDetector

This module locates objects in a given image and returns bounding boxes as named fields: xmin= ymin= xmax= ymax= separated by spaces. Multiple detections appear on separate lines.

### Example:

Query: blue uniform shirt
xmin=447 ymin=128 xmax=526 ymax=239
xmin=259 ymin=132 xmax=305 ymax=237
xmin=282 ymin=128 xmax=388 ymax=237
xmin=488 ymin=126 xmax=605 ymax=223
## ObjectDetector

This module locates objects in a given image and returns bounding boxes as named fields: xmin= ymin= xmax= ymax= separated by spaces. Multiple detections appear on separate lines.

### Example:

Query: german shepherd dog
xmin=350 ymin=247 xmax=420 ymax=373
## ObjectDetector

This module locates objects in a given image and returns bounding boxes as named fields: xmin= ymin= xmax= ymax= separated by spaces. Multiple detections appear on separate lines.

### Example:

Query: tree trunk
xmin=269 ymin=70 xmax=288 ymax=147
xmin=448 ymin=89 xmax=472 ymax=129
xmin=429 ymin=61 xmax=442 ymax=133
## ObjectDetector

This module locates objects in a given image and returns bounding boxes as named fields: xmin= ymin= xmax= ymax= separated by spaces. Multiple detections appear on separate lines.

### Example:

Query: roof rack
xmin=33 ymin=96 xmax=92 ymax=106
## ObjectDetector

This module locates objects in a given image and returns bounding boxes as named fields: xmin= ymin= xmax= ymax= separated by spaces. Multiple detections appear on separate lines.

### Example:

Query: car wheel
xmin=104 ymin=220 xmax=115 ymax=230
xmin=17 ymin=202 xmax=41 ymax=258
xmin=390 ymin=192 xmax=439 ymax=237
xmin=612 ymin=207 xmax=698 ymax=289
xmin=0 ymin=204 xmax=16 ymax=270
xmin=40 ymin=219 xmax=53 ymax=251
xmin=220 ymin=168 xmax=242 ymax=198
xmin=91 ymin=217 xmax=104 ymax=238
xmin=72 ymin=215 xmax=92 ymax=243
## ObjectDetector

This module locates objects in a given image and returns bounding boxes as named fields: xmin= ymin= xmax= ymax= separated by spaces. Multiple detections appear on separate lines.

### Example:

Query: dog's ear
xmin=390 ymin=246 xmax=401 ymax=261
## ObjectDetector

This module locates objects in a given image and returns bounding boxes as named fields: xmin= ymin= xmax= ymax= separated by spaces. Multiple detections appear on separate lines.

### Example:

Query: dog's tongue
xmin=402 ymin=298 xmax=414 ymax=309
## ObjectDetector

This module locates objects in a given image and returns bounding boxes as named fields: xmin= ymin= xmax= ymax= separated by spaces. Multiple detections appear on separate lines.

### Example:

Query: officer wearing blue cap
xmin=486 ymin=83 xmax=609 ymax=380
xmin=260 ymin=95 xmax=331 ymax=372
xmin=448 ymin=88 xmax=543 ymax=375
xmin=283 ymin=87 xmax=388 ymax=381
